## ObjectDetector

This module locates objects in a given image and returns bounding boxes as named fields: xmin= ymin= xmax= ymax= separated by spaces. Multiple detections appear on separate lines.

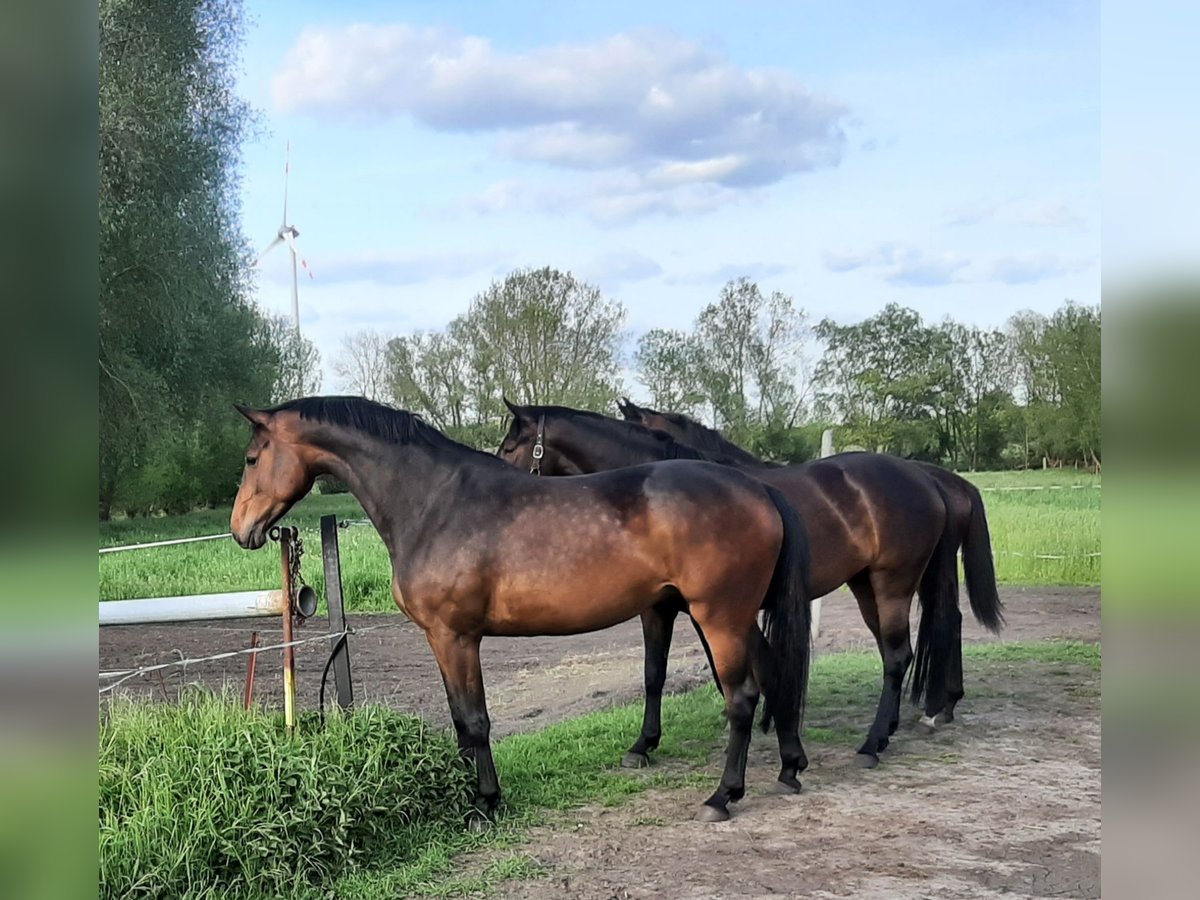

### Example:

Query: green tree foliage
xmin=1007 ymin=303 xmax=1101 ymax=467
xmin=635 ymin=328 xmax=705 ymax=416
xmin=636 ymin=278 xmax=811 ymax=458
xmin=809 ymin=301 xmax=1098 ymax=469
xmin=332 ymin=328 xmax=391 ymax=400
xmin=814 ymin=304 xmax=946 ymax=458
xmin=387 ymin=267 xmax=627 ymax=446
xmin=266 ymin=316 xmax=322 ymax=403
xmin=935 ymin=322 xmax=1016 ymax=470
xmin=99 ymin=0 xmax=294 ymax=516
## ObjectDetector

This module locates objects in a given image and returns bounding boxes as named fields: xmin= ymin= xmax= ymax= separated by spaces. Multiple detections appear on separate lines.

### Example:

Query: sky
xmin=235 ymin=1 xmax=1101 ymax=391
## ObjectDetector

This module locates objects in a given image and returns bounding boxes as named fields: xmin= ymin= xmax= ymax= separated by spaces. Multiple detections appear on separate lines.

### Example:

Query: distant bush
xmin=99 ymin=693 xmax=471 ymax=899
xmin=316 ymin=474 xmax=351 ymax=495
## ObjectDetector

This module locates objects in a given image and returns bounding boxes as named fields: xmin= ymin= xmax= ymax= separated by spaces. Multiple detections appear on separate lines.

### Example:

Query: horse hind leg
xmin=692 ymin=626 xmax=760 ymax=823
xmin=855 ymin=575 xmax=917 ymax=769
xmin=749 ymin=627 xmax=807 ymax=795
xmin=937 ymin=602 xmax=965 ymax=725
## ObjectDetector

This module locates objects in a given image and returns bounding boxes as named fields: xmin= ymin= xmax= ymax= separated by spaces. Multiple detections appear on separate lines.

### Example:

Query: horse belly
xmin=485 ymin=568 xmax=656 ymax=637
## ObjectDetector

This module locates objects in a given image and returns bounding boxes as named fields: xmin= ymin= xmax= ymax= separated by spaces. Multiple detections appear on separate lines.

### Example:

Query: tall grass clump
xmin=99 ymin=692 xmax=471 ymax=900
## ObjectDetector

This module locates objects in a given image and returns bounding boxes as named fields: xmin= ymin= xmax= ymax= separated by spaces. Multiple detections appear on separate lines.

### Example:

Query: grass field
xmin=967 ymin=469 xmax=1100 ymax=586
xmin=98 ymin=470 xmax=1099 ymax=608
xmin=99 ymin=640 xmax=1099 ymax=900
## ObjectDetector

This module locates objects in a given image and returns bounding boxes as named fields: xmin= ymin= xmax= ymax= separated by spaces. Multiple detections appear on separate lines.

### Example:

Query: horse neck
xmin=554 ymin=417 xmax=669 ymax=472
xmin=310 ymin=424 xmax=497 ymax=549
xmin=673 ymin=423 xmax=759 ymax=465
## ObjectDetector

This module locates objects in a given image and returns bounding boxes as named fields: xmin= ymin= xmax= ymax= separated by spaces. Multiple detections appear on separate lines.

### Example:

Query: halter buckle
xmin=530 ymin=413 xmax=545 ymax=475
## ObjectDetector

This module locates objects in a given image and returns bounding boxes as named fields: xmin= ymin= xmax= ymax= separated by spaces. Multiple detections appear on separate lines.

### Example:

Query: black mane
xmin=643 ymin=408 xmax=764 ymax=465
xmin=270 ymin=396 xmax=462 ymax=451
xmin=530 ymin=405 xmax=706 ymax=461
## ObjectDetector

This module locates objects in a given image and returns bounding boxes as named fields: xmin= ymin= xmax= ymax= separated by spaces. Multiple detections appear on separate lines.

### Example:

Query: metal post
xmin=320 ymin=515 xmax=354 ymax=712
xmin=279 ymin=528 xmax=298 ymax=735
xmin=812 ymin=429 xmax=835 ymax=641
xmin=820 ymin=428 xmax=834 ymax=459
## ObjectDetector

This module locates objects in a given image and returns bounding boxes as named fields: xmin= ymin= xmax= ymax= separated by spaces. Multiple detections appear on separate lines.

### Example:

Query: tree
xmin=99 ymin=0 xmax=274 ymax=517
xmin=692 ymin=278 xmax=808 ymax=439
xmin=635 ymin=279 xmax=809 ymax=455
xmin=1044 ymin=303 xmax=1101 ymax=466
xmin=333 ymin=328 xmax=391 ymax=400
xmin=266 ymin=316 xmax=321 ymax=402
xmin=380 ymin=268 xmax=627 ymax=447
xmin=456 ymin=267 xmax=626 ymax=409
xmin=814 ymin=304 xmax=943 ymax=457
xmin=937 ymin=322 xmax=1014 ymax=469
xmin=387 ymin=331 xmax=470 ymax=431
xmin=1006 ymin=303 xmax=1100 ymax=467
xmin=635 ymin=328 xmax=704 ymax=416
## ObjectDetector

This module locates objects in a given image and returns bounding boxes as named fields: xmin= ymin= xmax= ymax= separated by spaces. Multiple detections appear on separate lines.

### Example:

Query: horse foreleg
xmin=426 ymin=625 xmax=500 ymax=825
xmin=623 ymin=599 xmax=681 ymax=768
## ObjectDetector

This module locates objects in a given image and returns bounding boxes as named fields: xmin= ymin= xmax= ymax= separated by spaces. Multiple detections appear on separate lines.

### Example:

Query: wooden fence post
xmin=320 ymin=515 xmax=354 ymax=712
xmin=812 ymin=429 xmax=835 ymax=641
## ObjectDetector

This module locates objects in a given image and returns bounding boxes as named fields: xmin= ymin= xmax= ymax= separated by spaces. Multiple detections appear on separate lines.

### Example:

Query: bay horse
xmin=498 ymin=400 xmax=1003 ymax=769
xmin=615 ymin=399 xmax=1005 ymax=729
xmin=230 ymin=396 xmax=812 ymax=823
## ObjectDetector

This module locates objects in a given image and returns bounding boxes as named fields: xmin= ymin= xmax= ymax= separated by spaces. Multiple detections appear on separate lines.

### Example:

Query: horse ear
xmin=234 ymin=403 xmax=271 ymax=428
xmin=502 ymin=396 xmax=523 ymax=419
xmin=617 ymin=397 xmax=638 ymax=419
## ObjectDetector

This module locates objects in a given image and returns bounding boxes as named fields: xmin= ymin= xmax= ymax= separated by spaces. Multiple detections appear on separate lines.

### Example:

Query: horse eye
xmin=246 ymin=456 xmax=257 ymax=467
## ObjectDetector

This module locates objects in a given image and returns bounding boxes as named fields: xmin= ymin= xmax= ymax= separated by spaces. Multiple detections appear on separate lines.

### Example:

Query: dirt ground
xmin=99 ymin=586 xmax=1100 ymax=898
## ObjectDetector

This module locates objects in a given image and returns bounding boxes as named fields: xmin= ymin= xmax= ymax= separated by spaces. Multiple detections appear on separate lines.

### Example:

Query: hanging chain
xmin=289 ymin=528 xmax=305 ymax=598
xmin=270 ymin=525 xmax=309 ymax=620
xmin=288 ymin=528 xmax=308 ymax=625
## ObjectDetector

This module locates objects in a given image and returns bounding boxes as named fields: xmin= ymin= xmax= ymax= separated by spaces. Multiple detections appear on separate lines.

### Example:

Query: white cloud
xmin=262 ymin=249 xmax=508 ymax=287
xmin=273 ymin=25 xmax=848 ymax=216
xmin=823 ymin=242 xmax=1091 ymax=287
xmin=667 ymin=262 xmax=791 ymax=286
xmin=459 ymin=174 xmax=748 ymax=226
xmin=649 ymin=155 xmax=748 ymax=187
xmin=985 ymin=254 xmax=1091 ymax=284
xmin=580 ymin=250 xmax=663 ymax=286
xmin=944 ymin=198 xmax=1086 ymax=229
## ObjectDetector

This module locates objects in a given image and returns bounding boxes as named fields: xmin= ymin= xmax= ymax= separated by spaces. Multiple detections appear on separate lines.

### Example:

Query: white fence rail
xmin=99 ymin=590 xmax=288 ymax=627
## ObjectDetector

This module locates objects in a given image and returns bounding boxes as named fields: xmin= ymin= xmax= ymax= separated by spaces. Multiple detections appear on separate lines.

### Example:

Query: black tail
xmin=758 ymin=486 xmax=813 ymax=734
xmin=910 ymin=482 xmax=959 ymax=709
xmin=961 ymin=479 xmax=1004 ymax=632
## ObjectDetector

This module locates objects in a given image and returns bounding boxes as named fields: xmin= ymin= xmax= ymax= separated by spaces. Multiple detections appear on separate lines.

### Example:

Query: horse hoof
xmin=917 ymin=715 xmax=938 ymax=735
xmin=935 ymin=710 xmax=955 ymax=725
xmin=854 ymin=753 xmax=880 ymax=769
xmin=466 ymin=812 xmax=492 ymax=834
xmin=696 ymin=803 xmax=730 ymax=823
xmin=621 ymin=751 xmax=650 ymax=769
xmin=768 ymin=777 xmax=802 ymax=795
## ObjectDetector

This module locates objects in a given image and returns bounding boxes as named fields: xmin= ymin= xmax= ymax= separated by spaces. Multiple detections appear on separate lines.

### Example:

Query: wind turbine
xmin=255 ymin=141 xmax=313 ymax=332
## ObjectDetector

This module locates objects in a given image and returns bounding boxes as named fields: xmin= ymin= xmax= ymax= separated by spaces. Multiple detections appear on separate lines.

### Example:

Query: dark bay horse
xmin=230 ymin=396 xmax=812 ymax=822
xmin=616 ymin=399 xmax=1005 ymax=729
xmin=499 ymin=401 xmax=1003 ymax=768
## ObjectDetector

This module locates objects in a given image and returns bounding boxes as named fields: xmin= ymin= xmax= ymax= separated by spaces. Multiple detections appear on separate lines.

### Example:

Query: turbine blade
xmin=281 ymin=140 xmax=291 ymax=227
xmin=254 ymin=234 xmax=285 ymax=265
xmin=282 ymin=230 xmax=314 ymax=280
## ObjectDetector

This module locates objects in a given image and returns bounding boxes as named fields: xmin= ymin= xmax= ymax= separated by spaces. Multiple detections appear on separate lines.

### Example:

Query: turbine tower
xmin=255 ymin=141 xmax=312 ymax=332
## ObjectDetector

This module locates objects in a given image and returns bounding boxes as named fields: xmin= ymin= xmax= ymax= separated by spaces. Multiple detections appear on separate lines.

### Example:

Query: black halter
xmin=530 ymin=413 xmax=545 ymax=475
